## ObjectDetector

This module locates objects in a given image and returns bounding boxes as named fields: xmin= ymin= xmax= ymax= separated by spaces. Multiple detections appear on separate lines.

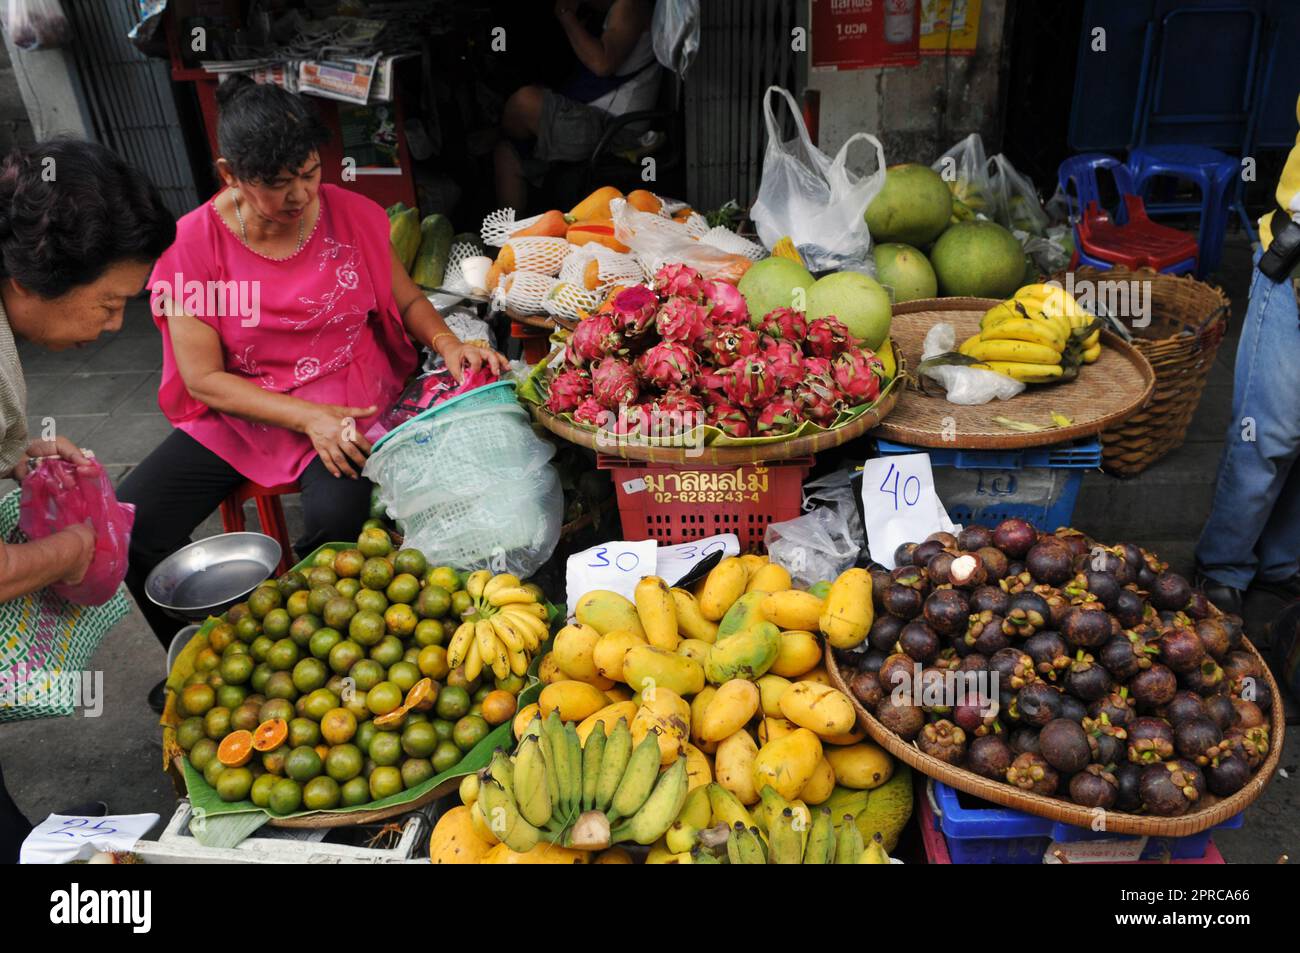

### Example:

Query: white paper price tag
xmin=860 ymin=453 xmax=956 ymax=569
xmin=1043 ymin=836 xmax=1148 ymax=864
xmin=565 ymin=540 xmax=658 ymax=608
xmin=656 ymin=534 xmax=739 ymax=587
xmin=21 ymin=813 xmax=159 ymax=864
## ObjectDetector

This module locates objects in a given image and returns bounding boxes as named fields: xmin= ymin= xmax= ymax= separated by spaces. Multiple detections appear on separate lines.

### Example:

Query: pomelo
xmin=737 ymin=256 xmax=815 ymax=324
xmin=804 ymin=271 xmax=892 ymax=351
xmin=865 ymin=164 xmax=953 ymax=247
xmin=928 ymin=220 xmax=1025 ymax=299
xmin=873 ymin=243 xmax=937 ymax=303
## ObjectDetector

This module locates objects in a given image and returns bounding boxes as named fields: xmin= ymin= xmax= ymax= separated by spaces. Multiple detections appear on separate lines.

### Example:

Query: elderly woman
xmin=0 ymin=139 xmax=176 ymax=862
xmin=120 ymin=77 xmax=507 ymax=672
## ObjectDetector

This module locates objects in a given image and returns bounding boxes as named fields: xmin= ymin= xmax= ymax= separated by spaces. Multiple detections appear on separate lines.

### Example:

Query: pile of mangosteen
xmin=836 ymin=519 xmax=1273 ymax=816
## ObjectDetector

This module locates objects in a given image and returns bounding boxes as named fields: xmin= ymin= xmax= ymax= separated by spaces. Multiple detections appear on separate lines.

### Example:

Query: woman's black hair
xmin=0 ymin=139 xmax=176 ymax=299
xmin=216 ymin=74 xmax=331 ymax=183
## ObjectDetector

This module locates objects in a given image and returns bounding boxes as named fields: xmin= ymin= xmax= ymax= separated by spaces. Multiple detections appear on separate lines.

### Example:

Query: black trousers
xmin=118 ymin=429 xmax=373 ymax=650
xmin=0 ymin=763 xmax=31 ymax=864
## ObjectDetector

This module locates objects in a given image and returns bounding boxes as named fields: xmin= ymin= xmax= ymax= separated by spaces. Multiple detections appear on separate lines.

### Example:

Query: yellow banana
xmin=464 ymin=637 xmax=484 ymax=681
xmin=483 ymin=573 xmax=522 ymax=602
xmin=957 ymin=332 xmax=984 ymax=356
xmin=979 ymin=317 xmax=1065 ymax=351
xmin=499 ymin=607 xmax=546 ymax=650
xmin=1081 ymin=342 xmax=1102 ymax=364
xmin=477 ymin=777 xmax=540 ymax=853
xmin=489 ymin=614 xmax=526 ymax=653
xmin=1082 ymin=328 xmax=1100 ymax=349
xmin=447 ymin=621 xmax=475 ymax=668
xmin=505 ymin=602 xmax=549 ymax=620
xmin=964 ymin=338 xmax=1064 ymax=365
xmin=507 ymin=642 xmax=530 ymax=677
xmin=465 ymin=570 xmax=492 ymax=604
xmin=513 ymin=736 xmax=553 ymax=828
xmin=477 ymin=619 xmax=510 ymax=680
xmin=974 ymin=360 xmax=1065 ymax=383
xmin=488 ymin=586 xmax=538 ymax=608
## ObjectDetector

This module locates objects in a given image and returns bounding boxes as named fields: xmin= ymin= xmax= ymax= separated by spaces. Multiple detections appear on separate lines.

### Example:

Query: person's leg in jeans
xmin=1255 ymin=454 xmax=1300 ymax=587
xmin=0 ymin=762 xmax=32 ymax=864
xmin=294 ymin=456 xmax=374 ymax=558
xmin=118 ymin=429 xmax=246 ymax=650
xmin=1196 ymin=261 xmax=1300 ymax=590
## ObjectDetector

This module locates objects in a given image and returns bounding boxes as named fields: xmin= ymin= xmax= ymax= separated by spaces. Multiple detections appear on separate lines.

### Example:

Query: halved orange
xmin=252 ymin=718 xmax=288 ymax=752
xmin=372 ymin=705 xmax=408 ymax=730
xmin=217 ymin=729 xmax=254 ymax=767
xmin=405 ymin=677 xmax=436 ymax=712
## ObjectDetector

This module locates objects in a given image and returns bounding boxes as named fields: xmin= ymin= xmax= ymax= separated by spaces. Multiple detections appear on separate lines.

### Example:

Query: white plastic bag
xmin=2 ymin=0 xmax=68 ymax=50
xmin=932 ymin=133 xmax=993 ymax=220
xmin=988 ymin=153 xmax=1049 ymax=236
xmin=750 ymin=86 xmax=886 ymax=272
xmin=918 ymin=322 xmax=1025 ymax=405
xmin=610 ymin=197 xmax=753 ymax=283
xmin=766 ymin=507 xmax=859 ymax=589
xmin=652 ymin=0 xmax=699 ymax=78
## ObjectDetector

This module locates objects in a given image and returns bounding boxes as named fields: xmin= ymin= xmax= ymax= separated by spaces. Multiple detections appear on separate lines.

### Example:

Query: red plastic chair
xmin=219 ymin=480 xmax=300 ymax=575
xmin=1075 ymin=195 xmax=1198 ymax=274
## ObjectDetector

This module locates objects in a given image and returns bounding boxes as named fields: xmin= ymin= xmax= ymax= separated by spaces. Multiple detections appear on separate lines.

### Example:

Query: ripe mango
xmin=755 ymin=674 xmax=792 ymax=717
xmin=714 ymin=729 xmax=760 ymax=805
xmin=779 ymin=681 xmax=857 ymax=737
xmin=576 ymin=702 xmax=638 ymax=746
xmin=631 ymin=687 xmax=690 ymax=765
xmin=575 ymin=590 xmax=646 ymax=639
xmin=752 ymin=727 xmax=823 ymax=801
xmin=823 ymin=742 xmax=894 ymax=790
xmin=622 ymin=644 xmax=705 ymax=698
xmin=683 ymin=743 xmax=714 ymax=791
xmin=799 ymin=758 xmax=836 ymax=805
xmin=538 ymin=680 xmax=608 ymax=723
xmin=552 ymin=622 xmax=603 ymax=683
xmin=746 ymin=563 xmax=792 ymax=594
xmin=699 ymin=558 xmax=747 ymax=621
xmin=698 ymin=679 xmax=761 ymax=742
xmin=670 ymin=588 xmax=719 ymax=644
xmin=704 ymin=622 xmax=782 ymax=684
xmin=676 ymin=638 xmax=712 ymax=665
xmin=634 ymin=576 xmax=679 ymax=650
xmin=592 ymin=628 xmax=646 ymax=683
xmin=770 ymin=630 xmax=822 ymax=677
xmin=689 ymin=686 xmax=719 ymax=754
xmin=761 ymin=590 xmax=825 ymax=631
xmin=818 ymin=569 xmax=874 ymax=649
xmin=716 ymin=591 xmax=770 ymax=641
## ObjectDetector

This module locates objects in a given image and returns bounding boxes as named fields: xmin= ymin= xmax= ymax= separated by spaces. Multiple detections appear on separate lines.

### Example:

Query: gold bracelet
xmin=431 ymin=331 xmax=458 ymax=353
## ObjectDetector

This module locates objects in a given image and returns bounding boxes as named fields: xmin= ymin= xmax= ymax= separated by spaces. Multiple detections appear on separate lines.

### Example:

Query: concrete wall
xmin=1 ymin=31 xmax=92 ymax=143
xmin=806 ymin=0 xmax=1009 ymax=168
xmin=0 ymin=33 xmax=32 ymax=152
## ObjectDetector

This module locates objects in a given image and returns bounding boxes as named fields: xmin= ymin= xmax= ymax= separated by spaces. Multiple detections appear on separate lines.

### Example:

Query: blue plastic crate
xmin=931 ymin=781 xmax=1243 ymax=864
xmin=874 ymin=438 xmax=1102 ymax=470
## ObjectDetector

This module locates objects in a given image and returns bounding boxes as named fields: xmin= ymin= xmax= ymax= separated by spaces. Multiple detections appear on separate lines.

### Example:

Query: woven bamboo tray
xmin=528 ymin=340 xmax=904 ymax=465
xmin=825 ymin=639 xmax=1283 ymax=837
xmin=872 ymin=298 xmax=1156 ymax=449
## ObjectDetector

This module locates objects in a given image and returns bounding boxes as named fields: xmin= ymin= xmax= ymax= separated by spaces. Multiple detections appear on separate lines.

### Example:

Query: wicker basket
xmin=1050 ymin=266 xmax=1230 ymax=477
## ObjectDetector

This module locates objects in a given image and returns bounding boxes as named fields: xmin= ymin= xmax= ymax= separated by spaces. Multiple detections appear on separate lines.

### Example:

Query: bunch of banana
xmin=690 ymin=809 xmax=891 ymax=864
xmin=479 ymin=711 xmax=689 ymax=853
xmin=447 ymin=571 xmax=550 ymax=682
xmin=1015 ymin=282 xmax=1102 ymax=363
xmin=960 ymin=283 xmax=1102 ymax=385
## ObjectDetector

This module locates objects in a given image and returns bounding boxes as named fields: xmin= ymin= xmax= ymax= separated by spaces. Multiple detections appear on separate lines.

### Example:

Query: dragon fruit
xmin=567 ymin=313 xmax=624 ymax=366
xmin=612 ymin=402 xmax=657 ymax=436
xmin=610 ymin=285 xmax=659 ymax=339
xmin=759 ymin=307 xmax=808 ymax=342
xmin=725 ymin=357 xmax=779 ymax=410
xmin=704 ymin=400 xmax=753 ymax=438
xmin=699 ymin=365 xmax=734 ymax=399
xmin=795 ymin=375 xmax=841 ymax=427
xmin=591 ymin=357 xmax=640 ymax=410
xmin=656 ymin=296 xmax=712 ymax=345
xmin=804 ymin=316 xmax=856 ymax=359
xmin=648 ymin=389 xmax=706 ymax=437
xmin=702 ymin=279 xmax=749 ymax=326
xmin=653 ymin=262 xmax=707 ymax=299
xmin=573 ymin=396 xmax=608 ymax=428
xmin=636 ymin=341 xmax=700 ymax=390
xmin=803 ymin=355 xmax=834 ymax=380
xmin=755 ymin=394 xmax=805 ymax=436
xmin=832 ymin=348 xmax=885 ymax=407
xmin=546 ymin=367 xmax=592 ymax=414
xmin=760 ymin=337 xmax=805 ymax=390
xmin=707 ymin=325 xmax=760 ymax=366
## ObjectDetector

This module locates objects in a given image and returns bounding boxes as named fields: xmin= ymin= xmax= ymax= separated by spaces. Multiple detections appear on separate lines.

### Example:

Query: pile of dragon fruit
xmin=544 ymin=262 xmax=887 ymax=439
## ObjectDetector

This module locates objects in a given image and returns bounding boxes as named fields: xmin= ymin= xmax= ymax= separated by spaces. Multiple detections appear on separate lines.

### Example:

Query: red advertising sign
xmin=811 ymin=0 xmax=920 ymax=71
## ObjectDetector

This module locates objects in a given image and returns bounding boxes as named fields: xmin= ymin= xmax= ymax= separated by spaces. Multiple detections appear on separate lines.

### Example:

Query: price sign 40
xmin=879 ymin=461 xmax=922 ymax=511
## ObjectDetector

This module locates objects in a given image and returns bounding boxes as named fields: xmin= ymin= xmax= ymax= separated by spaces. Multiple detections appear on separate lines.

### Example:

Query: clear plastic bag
xmin=2 ymin=0 xmax=70 ymax=51
xmin=918 ymin=322 xmax=1025 ymax=405
xmin=651 ymin=0 xmax=699 ymax=78
xmin=609 ymin=198 xmax=755 ymax=283
xmin=17 ymin=456 xmax=135 ymax=606
xmin=765 ymin=506 xmax=859 ymax=589
xmin=988 ymin=153 xmax=1049 ymax=237
xmin=932 ymin=133 xmax=993 ymax=220
xmin=751 ymin=86 xmax=886 ymax=272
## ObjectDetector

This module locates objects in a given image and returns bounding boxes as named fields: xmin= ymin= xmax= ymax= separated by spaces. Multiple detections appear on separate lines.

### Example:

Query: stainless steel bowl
xmin=145 ymin=532 xmax=282 ymax=622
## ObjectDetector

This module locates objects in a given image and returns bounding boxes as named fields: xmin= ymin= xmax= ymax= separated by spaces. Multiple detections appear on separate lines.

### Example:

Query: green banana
xmin=512 ymin=736 xmax=552 ymax=829
xmin=859 ymin=833 xmax=891 ymax=864
xmin=691 ymin=844 xmax=723 ymax=865
xmin=676 ymin=785 xmax=712 ymax=830
xmin=563 ymin=722 xmax=583 ymax=818
xmin=835 ymin=813 xmax=865 ymax=864
xmin=606 ymin=731 xmax=662 ymax=825
xmin=610 ymin=757 xmax=688 ymax=845
xmin=476 ymin=777 xmax=540 ymax=853
xmin=594 ymin=718 xmax=632 ymax=814
xmin=757 ymin=784 xmax=792 ymax=837
xmin=768 ymin=807 xmax=804 ymax=864
xmin=726 ymin=822 xmax=748 ymax=865
xmin=543 ymin=712 xmax=572 ymax=822
xmin=536 ymin=717 xmax=561 ymax=820
xmin=580 ymin=721 xmax=606 ymax=812
xmin=741 ymin=825 xmax=768 ymax=864
xmin=665 ymin=821 xmax=700 ymax=854
xmin=488 ymin=748 xmax=514 ymax=798
xmin=802 ymin=808 xmax=834 ymax=864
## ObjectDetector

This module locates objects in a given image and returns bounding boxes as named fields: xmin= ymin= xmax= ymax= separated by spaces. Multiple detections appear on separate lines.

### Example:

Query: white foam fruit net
xmin=481 ymin=208 xmax=544 ymax=247
xmin=503 ymin=236 xmax=571 ymax=276
xmin=496 ymin=270 xmax=557 ymax=313
xmin=542 ymin=281 xmax=601 ymax=320
xmin=700 ymin=226 xmax=767 ymax=259
xmin=558 ymin=245 xmax=647 ymax=292
xmin=680 ymin=211 xmax=710 ymax=237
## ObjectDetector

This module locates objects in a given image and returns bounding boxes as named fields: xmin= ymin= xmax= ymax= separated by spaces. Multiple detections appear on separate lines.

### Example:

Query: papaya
xmin=495 ymin=244 xmax=518 ymax=274
xmin=512 ymin=209 xmax=568 ymax=239
xmin=387 ymin=203 xmax=421 ymax=273
xmin=626 ymin=189 xmax=662 ymax=214
xmin=410 ymin=213 xmax=454 ymax=289
xmin=566 ymin=220 xmax=629 ymax=253
xmin=568 ymin=186 xmax=623 ymax=221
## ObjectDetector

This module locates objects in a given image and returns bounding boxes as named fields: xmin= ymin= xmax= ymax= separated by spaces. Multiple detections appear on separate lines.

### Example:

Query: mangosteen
xmin=1054 ymin=528 xmax=1093 ymax=560
xmin=1114 ymin=589 xmax=1149 ymax=629
xmin=1220 ymin=614 xmax=1245 ymax=650
xmin=1114 ymin=763 xmax=1144 ymax=812
xmin=1150 ymin=572 xmax=1192 ymax=611
xmin=1183 ymin=659 xmax=1225 ymax=696
xmin=1099 ymin=632 xmax=1157 ymax=681
xmin=874 ymin=694 xmax=925 ymax=740
xmin=957 ymin=525 xmax=994 ymax=552
xmin=989 ymin=648 xmax=1037 ymax=691
xmin=1222 ymin=650 xmax=1260 ymax=685
xmin=1184 ymin=591 xmax=1213 ymax=620
xmin=882 ymin=583 xmax=925 ymax=620
xmin=893 ymin=542 xmax=918 ymax=568
xmin=1230 ymin=697 xmax=1265 ymax=730
xmin=948 ymin=553 xmax=987 ymax=589
xmin=859 ymin=649 xmax=886 ymax=674
xmin=1000 ymin=569 xmax=1033 ymax=594
xmin=1083 ymin=714 xmax=1128 ymax=764
xmin=1061 ymin=606 xmax=1113 ymax=648
xmin=969 ymin=585 xmax=1009 ymax=616
xmin=1017 ymin=682 xmax=1064 ymax=727
xmin=1024 ymin=631 xmax=1071 ymax=682
xmin=976 ymin=546 xmax=1009 ymax=581
xmin=1154 ymin=625 xmax=1205 ymax=673
xmin=992 ymin=518 xmax=1037 ymax=559
xmin=898 ymin=621 xmax=940 ymax=663
xmin=918 ymin=668 xmax=952 ymax=713
xmin=932 ymin=647 xmax=961 ymax=672
xmin=1089 ymin=687 xmax=1136 ymax=729
xmin=1204 ymin=695 xmax=1238 ymax=732
xmin=911 ymin=539 xmax=946 ymax=568
xmin=1087 ymin=548 xmax=1125 ymax=577
xmin=1059 ymin=694 xmax=1088 ymax=723
xmin=1000 ymin=688 xmax=1021 ymax=725
xmin=1083 ymin=571 xmax=1121 ymax=611
xmin=1159 ymin=691 xmax=1207 ymax=727
xmin=1026 ymin=540 xmax=1074 ymax=586
xmin=890 ymin=565 xmax=930 ymax=593
xmin=1193 ymin=618 xmax=1231 ymax=660
xmin=849 ymin=670 xmax=883 ymax=709
xmin=1136 ymin=563 xmax=1158 ymax=591
xmin=1241 ymin=677 xmax=1273 ymax=713
xmin=1173 ymin=717 xmax=1223 ymax=765
xmin=1131 ymin=662 xmax=1179 ymax=709
xmin=927 ymin=551 xmax=956 ymax=585
xmin=1009 ymin=727 xmax=1041 ymax=756
xmin=870 ymin=568 xmax=892 ymax=611
xmin=917 ymin=719 xmax=967 ymax=765
xmin=1113 ymin=542 xmax=1144 ymax=570
xmin=1006 ymin=752 xmax=1059 ymax=795
xmin=878 ymin=653 xmax=916 ymax=693
xmin=967 ymin=734 xmax=1013 ymax=780
xmin=957 ymin=652 xmax=988 ymax=673
xmin=868 ymin=615 xmax=906 ymax=654
xmin=963 ymin=611 xmax=1008 ymax=655
xmin=1034 ymin=585 xmax=1072 ymax=629
xmin=923 ymin=589 xmax=970 ymax=636
xmin=1039 ymin=718 xmax=1091 ymax=773
xmin=1225 ymin=726 xmax=1270 ymax=769
xmin=1070 ymin=764 xmax=1119 ymax=809
xmin=1204 ymin=750 xmax=1251 ymax=797
xmin=1063 ymin=650 xmax=1113 ymax=702
xmin=1127 ymin=716 xmax=1175 ymax=764
xmin=1003 ymin=592 xmax=1051 ymax=638
xmin=1140 ymin=760 xmax=1204 ymax=816
xmin=953 ymin=698 xmax=1000 ymax=736
xmin=926 ymin=530 xmax=959 ymax=548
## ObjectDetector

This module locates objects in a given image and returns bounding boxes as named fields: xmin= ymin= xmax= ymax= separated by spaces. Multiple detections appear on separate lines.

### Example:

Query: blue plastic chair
xmin=1127 ymin=145 xmax=1239 ymax=276
xmin=1057 ymin=153 xmax=1137 ymax=226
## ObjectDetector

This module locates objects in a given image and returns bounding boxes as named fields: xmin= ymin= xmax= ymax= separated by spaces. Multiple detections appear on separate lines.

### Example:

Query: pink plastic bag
xmin=377 ymin=364 xmax=500 ymax=433
xmin=17 ymin=456 xmax=135 ymax=606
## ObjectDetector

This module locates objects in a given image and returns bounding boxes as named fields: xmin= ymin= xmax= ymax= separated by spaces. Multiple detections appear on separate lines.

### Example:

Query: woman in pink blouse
xmin=120 ymin=77 xmax=505 ymax=704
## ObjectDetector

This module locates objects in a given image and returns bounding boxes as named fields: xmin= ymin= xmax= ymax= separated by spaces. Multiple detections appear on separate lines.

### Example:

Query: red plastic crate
xmin=597 ymin=455 xmax=812 ymax=551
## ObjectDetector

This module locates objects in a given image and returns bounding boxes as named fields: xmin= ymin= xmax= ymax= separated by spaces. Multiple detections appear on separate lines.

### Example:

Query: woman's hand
xmin=439 ymin=339 xmax=510 ymax=382
xmin=301 ymin=403 xmax=377 ymax=480
xmin=59 ymin=523 xmax=97 ymax=586
xmin=12 ymin=436 xmax=91 ymax=482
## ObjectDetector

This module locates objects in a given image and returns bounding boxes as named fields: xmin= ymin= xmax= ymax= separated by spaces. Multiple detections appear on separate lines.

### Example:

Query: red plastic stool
xmin=510 ymin=320 xmax=553 ymax=364
xmin=219 ymin=480 xmax=300 ymax=575
xmin=1076 ymin=195 xmax=1199 ymax=274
